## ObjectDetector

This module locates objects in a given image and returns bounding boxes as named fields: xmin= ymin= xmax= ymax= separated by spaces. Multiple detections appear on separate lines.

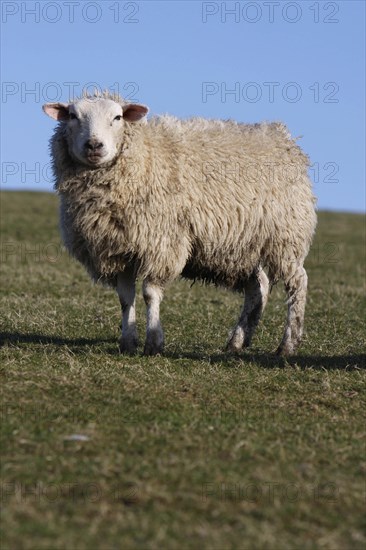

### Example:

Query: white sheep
xmin=43 ymin=91 xmax=317 ymax=356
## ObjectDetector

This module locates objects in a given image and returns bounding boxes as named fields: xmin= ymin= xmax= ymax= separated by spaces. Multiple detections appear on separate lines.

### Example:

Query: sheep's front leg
xmin=143 ymin=280 xmax=164 ymax=356
xmin=117 ymin=268 xmax=138 ymax=354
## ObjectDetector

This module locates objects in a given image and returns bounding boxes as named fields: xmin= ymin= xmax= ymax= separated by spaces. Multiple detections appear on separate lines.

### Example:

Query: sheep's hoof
xmin=119 ymin=338 xmax=138 ymax=355
xmin=143 ymin=341 xmax=164 ymax=356
xmin=225 ymin=327 xmax=245 ymax=353
xmin=243 ymin=336 xmax=252 ymax=348
xmin=275 ymin=343 xmax=294 ymax=356
xmin=225 ymin=342 xmax=242 ymax=354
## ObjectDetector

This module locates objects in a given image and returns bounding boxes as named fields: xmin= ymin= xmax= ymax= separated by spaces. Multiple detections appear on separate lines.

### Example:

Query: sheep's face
xmin=43 ymin=98 xmax=148 ymax=167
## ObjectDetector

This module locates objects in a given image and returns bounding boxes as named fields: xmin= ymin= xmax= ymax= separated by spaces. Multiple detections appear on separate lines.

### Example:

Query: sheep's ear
xmin=123 ymin=103 xmax=149 ymax=122
xmin=43 ymin=103 xmax=70 ymax=121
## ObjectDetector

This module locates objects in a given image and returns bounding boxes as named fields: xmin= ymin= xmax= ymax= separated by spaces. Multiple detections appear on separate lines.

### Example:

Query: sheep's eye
xmin=69 ymin=113 xmax=77 ymax=120
xmin=114 ymin=115 xmax=122 ymax=121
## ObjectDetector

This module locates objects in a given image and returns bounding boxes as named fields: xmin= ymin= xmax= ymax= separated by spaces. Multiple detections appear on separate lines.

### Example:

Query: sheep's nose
xmin=85 ymin=139 xmax=104 ymax=151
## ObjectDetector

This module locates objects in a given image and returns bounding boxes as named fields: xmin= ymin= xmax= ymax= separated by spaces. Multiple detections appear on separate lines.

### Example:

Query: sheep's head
xmin=43 ymin=96 xmax=148 ymax=167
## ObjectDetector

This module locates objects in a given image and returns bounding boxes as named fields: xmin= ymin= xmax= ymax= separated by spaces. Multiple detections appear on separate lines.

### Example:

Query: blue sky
xmin=1 ymin=0 xmax=365 ymax=212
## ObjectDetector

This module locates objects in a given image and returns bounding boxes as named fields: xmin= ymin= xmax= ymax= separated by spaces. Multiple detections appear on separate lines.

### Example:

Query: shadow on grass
xmin=0 ymin=331 xmax=117 ymax=353
xmin=1 ymin=331 xmax=364 ymax=370
xmin=164 ymin=350 xmax=366 ymax=370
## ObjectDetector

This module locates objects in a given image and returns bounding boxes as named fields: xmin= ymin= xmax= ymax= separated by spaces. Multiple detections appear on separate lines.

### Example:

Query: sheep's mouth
xmin=86 ymin=153 xmax=105 ymax=165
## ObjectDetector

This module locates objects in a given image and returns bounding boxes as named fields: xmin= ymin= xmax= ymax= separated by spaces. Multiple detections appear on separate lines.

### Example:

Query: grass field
xmin=1 ymin=191 xmax=365 ymax=549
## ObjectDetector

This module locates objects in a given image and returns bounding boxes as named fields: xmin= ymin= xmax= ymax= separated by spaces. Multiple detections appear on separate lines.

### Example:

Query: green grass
xmin=1 ymin=191 xmax=365 ymax=550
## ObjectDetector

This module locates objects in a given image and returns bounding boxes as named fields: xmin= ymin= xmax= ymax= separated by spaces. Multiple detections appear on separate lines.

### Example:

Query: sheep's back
xmin=145 ymin=118 xmax=316 ymax=284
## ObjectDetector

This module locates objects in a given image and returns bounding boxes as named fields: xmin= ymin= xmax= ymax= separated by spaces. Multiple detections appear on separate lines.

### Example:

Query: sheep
xmin=43 ymin=91 xmax=317 ymax=356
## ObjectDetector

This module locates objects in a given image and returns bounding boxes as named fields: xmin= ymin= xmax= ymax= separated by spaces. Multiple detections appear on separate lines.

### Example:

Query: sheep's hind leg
xmin=226 ymin=268 xmax=269 ymax=352
xmin=276 ymin=265 xmax=308 ymax=356
xmin=143 ymin=279 xmax=164 ymax=356
xmin=117 ymin=268 xmax=138 ymax=354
